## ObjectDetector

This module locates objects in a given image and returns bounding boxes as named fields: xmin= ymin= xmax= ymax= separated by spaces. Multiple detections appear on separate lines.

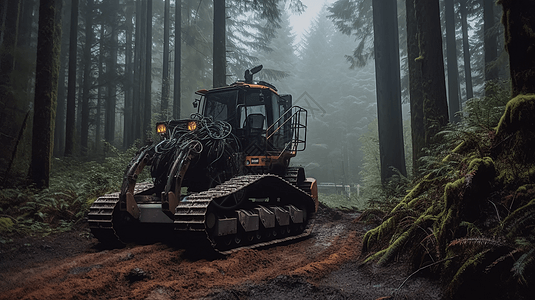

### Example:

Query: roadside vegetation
xmin=0 ymin=144 xmax=140 ymax=243
xmin=358 ymin=81 xmax=535 ymax=299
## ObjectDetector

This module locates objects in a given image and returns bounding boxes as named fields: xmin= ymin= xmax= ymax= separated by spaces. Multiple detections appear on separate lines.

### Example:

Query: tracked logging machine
xmin=88 ymin=65 xmax=318 ymax=253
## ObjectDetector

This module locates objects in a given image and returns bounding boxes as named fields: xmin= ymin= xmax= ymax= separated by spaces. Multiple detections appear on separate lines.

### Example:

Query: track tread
xmin=174 ymin=173 xmax=316 ymax=254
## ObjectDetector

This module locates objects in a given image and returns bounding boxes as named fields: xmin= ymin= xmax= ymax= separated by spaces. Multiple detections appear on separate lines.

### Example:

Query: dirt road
xmin=0 ymin=207 xmax=443 ymax=299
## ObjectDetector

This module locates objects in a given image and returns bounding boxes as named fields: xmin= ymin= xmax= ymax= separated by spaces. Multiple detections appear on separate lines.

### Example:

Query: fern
xmin=448 ymin=237 xmax=508 ymax=250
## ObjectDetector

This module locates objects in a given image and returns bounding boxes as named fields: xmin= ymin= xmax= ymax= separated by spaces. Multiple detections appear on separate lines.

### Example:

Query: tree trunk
xmin=444 ymin=0 xmax=460 ymax=123
xmin=133 ymin=0 xmax=145 ymax=142
xmin=459 ymin=0 xmax=473 ymax=100
xmin=54 ymin=0 xmax=70 ymax=157
xmin=0 ymin=0 xmax=20 ymax=107
xmin=500 ymin=0 xmax=535 ymax=97
xmin=213 ymin=0 xmax=226 ymax=88
xmin=95 ymin=25 xmax=105 ymax=154
xmin=0 ymin=0 xmax=7 ymax=36
xmin=414 ymin=0 xmax=449 ymax=145
xmin=143 ymin=0 xmax=152 ymax=142
xmin=80 ymin=0 xmax=93 ymax=156
xmin=161 ymin=0 xmax=170 ymax=116
xmin=173 ymin=0 xmax=181 ymax=119
xmin=0 ymin=0 xmax=21 ymax=184
xmin=143 ymin=0 xmax=152 ymax=141
xmin=406 ymin=0 xmax=425 ymax=176
xmin=31 ymin=0 xmax=62 ymax=188
xmin=483 ymin=0 xmax=498 ymax=84
xmin=372 ymin=0 xmax=406 ymax=183
xmin=105 ymin=0 xmax=118 ymax=145
xmin=123 ymin=0 xmax=134 ymax=149
xmin=15 ymin=0 xmax=36 ymax=103
xmin=494 ymin=0 xmax=535 ymax=169
xmin=16 ymin=0 xmax=35 ymax=49
xmin=64 ymin=0 xmax=78 ymax=157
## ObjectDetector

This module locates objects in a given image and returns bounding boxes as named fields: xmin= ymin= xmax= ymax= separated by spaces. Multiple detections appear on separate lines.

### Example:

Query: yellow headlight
xmin=157 ymin=124 xmax=167 ymax=134
xmin=188 ymin=121 xmax=197 ymax=131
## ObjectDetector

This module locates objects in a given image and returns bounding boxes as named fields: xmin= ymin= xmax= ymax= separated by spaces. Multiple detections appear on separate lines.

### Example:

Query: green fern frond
xmin=448 ymin=237 xmax=508 ymax=251
xmin=511 ymin=248 xmax=535 ymax=285
xmin=450 ymin=249 xmax=491 ymax=293
xmin=502 ymin=198 xmax=535 ymax=236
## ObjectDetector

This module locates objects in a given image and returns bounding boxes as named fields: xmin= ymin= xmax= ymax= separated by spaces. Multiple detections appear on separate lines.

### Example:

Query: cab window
xmin=203 ymin=90 xmax=238 ymax=122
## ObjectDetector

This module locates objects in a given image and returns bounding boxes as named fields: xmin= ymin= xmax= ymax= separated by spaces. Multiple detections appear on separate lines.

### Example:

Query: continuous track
xmin=88 ymin=174 xmax=315 ymax=253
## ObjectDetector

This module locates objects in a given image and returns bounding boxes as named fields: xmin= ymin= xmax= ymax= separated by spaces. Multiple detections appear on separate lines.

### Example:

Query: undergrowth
xmin=319 ymin=192 xmax=366 ymax=210
xmin=359 ymin=81 xmax=535 ymax=299
xmin=0 ymin=143 xmax=145 ymax=243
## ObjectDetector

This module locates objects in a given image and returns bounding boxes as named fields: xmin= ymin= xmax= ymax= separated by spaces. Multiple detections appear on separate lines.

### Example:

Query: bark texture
xmin=31 ymin=0 xmax=62 ymax=188
xmin=372 ymin=0 xmax=406 ymax=182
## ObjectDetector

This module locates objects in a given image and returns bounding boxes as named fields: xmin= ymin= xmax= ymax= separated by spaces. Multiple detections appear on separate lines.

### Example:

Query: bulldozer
xmin=88 ymin=65 xmax=318 ymax=253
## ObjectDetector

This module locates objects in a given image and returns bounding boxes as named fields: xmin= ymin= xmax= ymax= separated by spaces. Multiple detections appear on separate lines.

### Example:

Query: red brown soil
xmin=0 ymin=206 xmax=443 ymax=300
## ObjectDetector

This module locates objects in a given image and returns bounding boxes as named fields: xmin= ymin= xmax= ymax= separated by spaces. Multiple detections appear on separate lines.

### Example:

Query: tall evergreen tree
xmin=105 ymin=0 xmax=118 ymax=144
xmin=161 ymin=0 xmax=170 ymax=116
xmin=415 ymin=0 xmax=449 ymax=145
xmin=483 ymin=0 xmax=498 ymax=84
xmin=406 ymin=0 xmax=425 ymax=175
xmin=499 ymin=0 xmax=535 ymax=96
xmin=133 ymin=0 xmax=145 ymax=142
xmin=372 ymin=0 xmax=406 ymax=182
xmin=64 ymin=0 xmax=78 ymax=157
xmin=294 ymin=7 xmax=377 ymax=184
xmin=213 ymin=0 xmax=226 ymax=87
xmin=459 ymin=0 xmax=474 ymax=100
xmin=95 ymin=24 xmax=105 ymax=153
xmin=80 ymin=0 xmax=94 ymax=156
xmin=54 ymin=0 xmax=70 ymax=157
xmin=0 ymin=0 xmax=22 ymax=184
xmin=124 ymin=0 xmax=134 ymax=148
xmin=445 ymin=0 xmax=460 ymax=123
xmin=254 ymin=8 xmax=297 ymax=94
xmin=143 ymin=0 xmax=152 ymax=141
xmin=173 ymin=0 xmax=181 ymax=119
xmin=328 ymin=0 xmax=374 ymax=68
xmin=31 ymin=0 xmax=62 ymax=188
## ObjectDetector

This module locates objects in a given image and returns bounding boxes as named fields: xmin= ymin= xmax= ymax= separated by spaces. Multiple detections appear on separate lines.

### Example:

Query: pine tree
xmin=372 ymin=0 xmax=406 ymax=182
xmin=64 ymin=0 xmax=78 ymax=157
xmin=31 ymin=0 xmax=63 ymax=188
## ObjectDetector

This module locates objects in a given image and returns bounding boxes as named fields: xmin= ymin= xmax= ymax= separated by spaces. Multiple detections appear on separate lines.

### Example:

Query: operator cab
xmin=197 ymin=66 xmax=293 ymax=156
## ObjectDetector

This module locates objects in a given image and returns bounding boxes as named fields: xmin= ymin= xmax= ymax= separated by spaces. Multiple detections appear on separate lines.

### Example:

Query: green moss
xmin=444 ymin=178 xmax=465 ymax=209
xmin=467 ymin=157 xmax=495 ymax=174
xmin=376 ymin=209 xmax=438 ymax=266
xmin=496 ymin=94 xmax=535 ymax=134
xmin=392 ymin=175 xmax=440 ymax=213
xmin=0 ymin=217 xmax=14 ymax=233
xmin=378 ymin=230 xmax=411 ymax=266
xmin=363 ymin=216 xmax=396 ymax=252
xmin=364 ymin=248 xmax=388 ymax=263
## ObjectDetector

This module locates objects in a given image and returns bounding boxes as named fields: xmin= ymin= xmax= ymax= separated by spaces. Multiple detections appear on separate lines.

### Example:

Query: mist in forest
xmin=0 ymin=0 xmax=506 ymax=190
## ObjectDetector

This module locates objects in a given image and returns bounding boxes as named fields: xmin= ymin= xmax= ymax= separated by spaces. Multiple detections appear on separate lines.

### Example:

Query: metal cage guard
xmin=266 ymin=106 xmax=307 ymax=157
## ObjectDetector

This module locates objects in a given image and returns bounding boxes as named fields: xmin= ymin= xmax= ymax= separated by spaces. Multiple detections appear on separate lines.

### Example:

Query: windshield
xmin=203 ymin=90 xmax=238 ymax=122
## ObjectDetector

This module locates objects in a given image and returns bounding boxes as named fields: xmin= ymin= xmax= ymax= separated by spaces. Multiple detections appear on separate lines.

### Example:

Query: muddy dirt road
xmin=0 ymin=207 xmax=443 ymax=299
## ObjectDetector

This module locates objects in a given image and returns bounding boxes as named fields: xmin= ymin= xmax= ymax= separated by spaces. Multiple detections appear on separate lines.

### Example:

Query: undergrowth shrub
xmin=0 ymin=143 xmax=146 ymax=243
xmin=359 ymin=82 xmax=535 ymax=299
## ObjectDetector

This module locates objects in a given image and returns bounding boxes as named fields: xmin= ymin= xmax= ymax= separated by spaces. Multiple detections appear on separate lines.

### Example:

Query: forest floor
xmin=0 ymin=205 xmax=444 ymax=300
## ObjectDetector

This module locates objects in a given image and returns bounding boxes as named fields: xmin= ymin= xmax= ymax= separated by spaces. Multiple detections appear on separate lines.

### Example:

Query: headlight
xmin=157 ymin=123 xmax=167 ymax=134
xmin=188 ymin=121 xmax=197 ymax=131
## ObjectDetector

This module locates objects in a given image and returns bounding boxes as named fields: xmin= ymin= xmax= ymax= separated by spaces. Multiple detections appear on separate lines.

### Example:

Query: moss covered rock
xmin=495 ymin=94 xmax=535 ymax=163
